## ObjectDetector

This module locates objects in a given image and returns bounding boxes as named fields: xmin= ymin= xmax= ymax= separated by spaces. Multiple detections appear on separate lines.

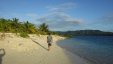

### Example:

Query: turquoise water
xmin=57 ymin=36 xmax=113 ymax=64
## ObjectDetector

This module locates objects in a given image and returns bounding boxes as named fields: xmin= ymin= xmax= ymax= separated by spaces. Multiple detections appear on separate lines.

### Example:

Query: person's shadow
xmin=31 ymin=38 xmax=48 ymax=51
xmin=0 ymin=49 xmax=5 ymax=64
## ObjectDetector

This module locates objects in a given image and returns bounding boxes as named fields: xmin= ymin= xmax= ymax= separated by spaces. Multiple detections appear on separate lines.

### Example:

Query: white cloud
xmin=37 ymin=12 xmax=82 ymax=31
xmin=36 ymin=3 xmax=83 ymax=31
xmin=46 ymin=2 xmax=76 ymax=12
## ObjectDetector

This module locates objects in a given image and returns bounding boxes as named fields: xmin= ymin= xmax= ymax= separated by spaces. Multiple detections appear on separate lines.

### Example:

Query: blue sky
xmin=0 ymin=0 xmax=113 ymax=32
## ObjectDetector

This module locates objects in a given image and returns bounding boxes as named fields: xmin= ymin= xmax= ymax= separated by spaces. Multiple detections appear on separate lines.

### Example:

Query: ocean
xmin=57 ymin=36 xmax=113 ymax=64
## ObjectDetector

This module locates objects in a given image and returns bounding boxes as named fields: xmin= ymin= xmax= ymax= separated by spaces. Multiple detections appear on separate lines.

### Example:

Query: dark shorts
xmin=48 ymin=43 xmax=52 ymax=46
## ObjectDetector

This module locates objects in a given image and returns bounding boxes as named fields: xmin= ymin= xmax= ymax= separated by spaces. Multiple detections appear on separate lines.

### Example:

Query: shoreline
xmin=56 ymin=39 xmax=93 ymax=64
xmin=56 ymin=36 xmax=113 ymax=64
xmin=0 ymin=33 xmax=90 ymax=64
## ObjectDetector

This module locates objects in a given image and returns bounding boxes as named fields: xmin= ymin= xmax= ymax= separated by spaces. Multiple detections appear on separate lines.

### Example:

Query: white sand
xmin=0 ymin=33 xmax=90 ymax=64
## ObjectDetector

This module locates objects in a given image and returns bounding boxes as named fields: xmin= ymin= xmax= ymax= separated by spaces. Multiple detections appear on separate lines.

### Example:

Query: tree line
xmin=0 ymin=18 xmax=55 ymax=38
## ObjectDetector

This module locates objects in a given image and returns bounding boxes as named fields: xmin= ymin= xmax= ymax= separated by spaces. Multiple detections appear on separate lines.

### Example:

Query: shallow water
xmin=57 ymin=36 xmax=113 ymax=64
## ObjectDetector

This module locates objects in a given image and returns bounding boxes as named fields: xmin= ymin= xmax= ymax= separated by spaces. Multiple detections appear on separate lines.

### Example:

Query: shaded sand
xmin=0 ymin=33 xmax=89 ymax=64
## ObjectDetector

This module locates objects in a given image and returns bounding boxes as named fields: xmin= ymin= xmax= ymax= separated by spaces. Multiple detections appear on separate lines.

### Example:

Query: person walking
xmin=47 ymin=33 xmax=53 ymax=51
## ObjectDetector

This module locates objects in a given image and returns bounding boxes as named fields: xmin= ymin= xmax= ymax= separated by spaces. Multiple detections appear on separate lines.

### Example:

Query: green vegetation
xmin=1 ymin=18 xmax=112 ymax=38
xmin=20 ymin=32 xmax=29 ymax=38
xmin=38 ymin=23 xmax=49 ymax=35
xmin=0 ymin=18 xmax=56 ymax=38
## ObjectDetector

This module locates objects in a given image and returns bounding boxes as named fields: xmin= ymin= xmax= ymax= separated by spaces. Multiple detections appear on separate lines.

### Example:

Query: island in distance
xmin=56 ymin=30 xmax=113 ymax=37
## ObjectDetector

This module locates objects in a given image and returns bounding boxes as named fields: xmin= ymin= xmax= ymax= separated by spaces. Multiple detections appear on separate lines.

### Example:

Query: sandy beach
xmin=0 ymin=33 xmax=89 ymax=64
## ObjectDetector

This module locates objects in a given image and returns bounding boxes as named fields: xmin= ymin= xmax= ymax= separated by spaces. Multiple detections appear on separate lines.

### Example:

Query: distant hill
xmin=56 ymin=30 xmax=113 ymax=37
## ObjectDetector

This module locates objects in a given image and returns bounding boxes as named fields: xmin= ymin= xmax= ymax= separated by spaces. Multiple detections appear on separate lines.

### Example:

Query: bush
xmin=20 ymin=32 xmax=29 ymax=38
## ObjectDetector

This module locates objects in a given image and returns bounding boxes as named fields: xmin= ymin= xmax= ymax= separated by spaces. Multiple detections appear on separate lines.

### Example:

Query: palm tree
xmin=38 ymin=23 xmax=49 ymax=34
xmin=0 ymin=18 xmax=8 ymax=39
xmin=24 ymin=21 xmax=37 ymax=33
xmin=11 ymin=18 xmax=19 ymax=34
xmin=0 ymin=18 xmax=8 ymax=32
